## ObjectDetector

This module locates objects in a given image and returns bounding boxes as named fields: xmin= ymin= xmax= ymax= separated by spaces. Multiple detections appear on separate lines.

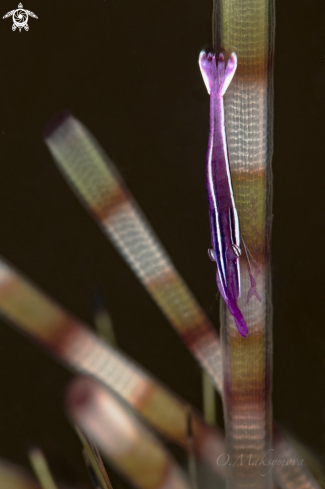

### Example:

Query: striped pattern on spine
xmin=213 ymin=0 xmax=274 ymax=486
xmin=44 ymin=114 xmax=222 ymax=392
xmin=0 ymin=257 xmax=319 ymax=487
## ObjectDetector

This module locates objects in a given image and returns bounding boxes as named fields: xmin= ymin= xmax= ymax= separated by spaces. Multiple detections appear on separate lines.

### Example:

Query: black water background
xmin=0 ymin=0 xmax=324 ymax=485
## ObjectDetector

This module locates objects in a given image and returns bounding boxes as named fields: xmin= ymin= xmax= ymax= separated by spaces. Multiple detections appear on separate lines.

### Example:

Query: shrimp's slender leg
xmin=242 ymin=240 xmax=262 ymax=303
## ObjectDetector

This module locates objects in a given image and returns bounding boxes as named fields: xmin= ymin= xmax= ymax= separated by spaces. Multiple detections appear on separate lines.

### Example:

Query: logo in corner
xmin=3 ymin=3 xmax=38 ymax=32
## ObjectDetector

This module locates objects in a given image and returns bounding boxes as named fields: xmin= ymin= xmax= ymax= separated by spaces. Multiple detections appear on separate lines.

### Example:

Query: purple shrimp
xmin=199 ymin=50 xmax=248 ymax=337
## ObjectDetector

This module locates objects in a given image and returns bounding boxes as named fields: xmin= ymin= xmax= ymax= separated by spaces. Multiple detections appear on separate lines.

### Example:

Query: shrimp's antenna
xmin=245 ymin=240 xmax=263 ymax=278
xmin=242 ymin=240 xmax=261 ymax=303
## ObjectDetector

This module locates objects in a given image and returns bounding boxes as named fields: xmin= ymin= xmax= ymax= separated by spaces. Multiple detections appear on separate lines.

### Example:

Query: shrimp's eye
xmin=208 ymin=248 xmax=216 ymax=262
xmin=232 ymin=244 xmax=241 ymax=258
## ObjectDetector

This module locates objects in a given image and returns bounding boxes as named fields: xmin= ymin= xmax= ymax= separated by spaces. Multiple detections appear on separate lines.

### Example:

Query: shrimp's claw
xmin=199 ymin=50 xmax=237 ymax=96
xmin=246 ymin=273 xmax=262 ymax=304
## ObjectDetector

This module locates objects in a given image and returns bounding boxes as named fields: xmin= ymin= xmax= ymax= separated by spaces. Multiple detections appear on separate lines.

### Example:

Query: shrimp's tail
xmin=216 ymin=270 xmax=248 ymax=337
xmin=226 ymin=299 xmax=249 ymax=337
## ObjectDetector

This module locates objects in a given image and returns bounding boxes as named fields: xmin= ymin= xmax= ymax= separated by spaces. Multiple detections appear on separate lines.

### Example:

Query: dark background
xmin=0 ymin=0 xmax=324 ymax=485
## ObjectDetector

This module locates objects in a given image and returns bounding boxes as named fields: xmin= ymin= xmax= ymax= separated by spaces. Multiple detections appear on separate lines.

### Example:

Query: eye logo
xmin=3 ymin=3 xmax=38 ymax=32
